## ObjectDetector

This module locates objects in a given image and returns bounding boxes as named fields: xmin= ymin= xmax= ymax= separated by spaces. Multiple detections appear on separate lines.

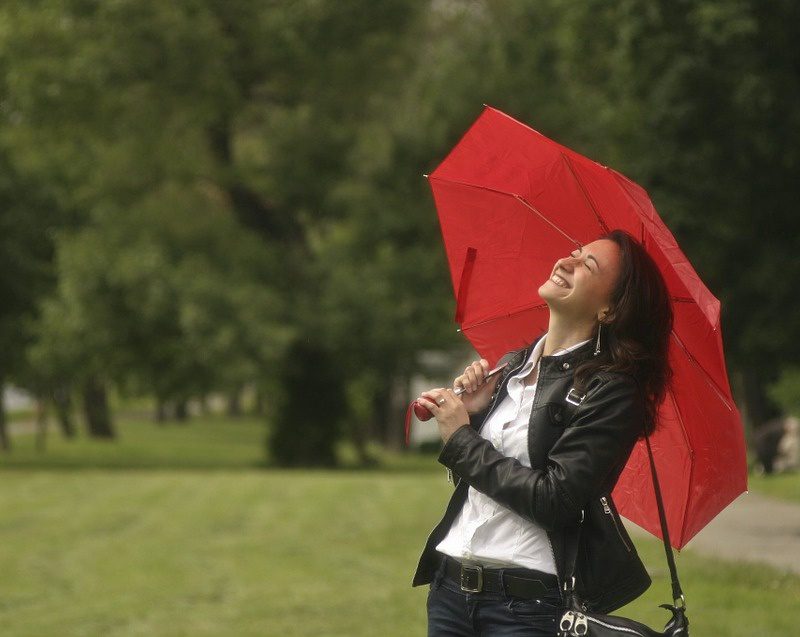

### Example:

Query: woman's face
xmin=538 ymin=239 xmax=622 ymax=321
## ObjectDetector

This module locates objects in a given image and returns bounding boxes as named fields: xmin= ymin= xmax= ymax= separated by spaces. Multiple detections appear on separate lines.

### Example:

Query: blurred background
xmin=0 ymin=1 xmax=798 ymax=635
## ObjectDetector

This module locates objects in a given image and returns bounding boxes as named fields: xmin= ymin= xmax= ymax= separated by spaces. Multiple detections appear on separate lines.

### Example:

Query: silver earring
xmin=594 ymin=322 xmax=602 ymax=356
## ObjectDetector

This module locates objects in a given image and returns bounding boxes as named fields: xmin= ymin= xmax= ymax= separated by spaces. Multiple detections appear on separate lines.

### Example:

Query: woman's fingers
xmin=467 ymin=360 xmax=490 ymax=391
xmin=420 ymin=389 xmax=444 ymax=408
xmin=420 ymin=388 xmax=455 ymax=408
xmin=455 ymin=359 xmax=490 ymax=393
xmin=463 ymin=367 xmax=477 ymax=392
xmin=470 ymin=362 xmax=484 ymax=388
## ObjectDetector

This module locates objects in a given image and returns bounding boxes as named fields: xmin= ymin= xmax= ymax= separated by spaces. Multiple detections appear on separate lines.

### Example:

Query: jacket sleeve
xmin=437 ymin=373 xmax=644 ymax=530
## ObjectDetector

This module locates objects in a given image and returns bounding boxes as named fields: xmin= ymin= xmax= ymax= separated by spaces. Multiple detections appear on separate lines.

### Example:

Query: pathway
xmin=623 ymin=490 xmax=800 ymax=575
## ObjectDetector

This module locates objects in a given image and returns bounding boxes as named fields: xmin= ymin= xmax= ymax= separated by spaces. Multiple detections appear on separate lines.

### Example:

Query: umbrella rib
xmin=665 ymin=383 xmax=694 ymax=549
xmin=511 ymin=196 xmax=580 ymax=244
xmin=427 ymin=175 xmax=581 ymax=246
xmin=670 ymin=329 xmax=734 ymax=411
xmin=606 ymin=168 xmax=655 ymax=226
xmin=560 ymin=154 xmax=610 ymax=234
xmin=427 ymin=175 xmax=524 ymax=200
xmin=457 ymin=301 xmax=549 ymax=332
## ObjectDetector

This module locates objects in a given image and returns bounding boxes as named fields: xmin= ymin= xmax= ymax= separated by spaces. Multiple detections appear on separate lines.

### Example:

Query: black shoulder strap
xmin=560 ymin=384 xmax=686 ymax=609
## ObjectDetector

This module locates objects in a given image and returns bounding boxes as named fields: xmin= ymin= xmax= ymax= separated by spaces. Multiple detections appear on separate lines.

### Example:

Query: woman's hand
xmin=417 ymin=388 xmax=470 ymax=444
xmin=454 ymin=359 xmax=500 ymax=414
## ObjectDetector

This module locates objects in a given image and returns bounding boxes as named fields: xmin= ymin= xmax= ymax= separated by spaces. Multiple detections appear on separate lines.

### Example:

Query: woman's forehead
xmin=582 ymin=239 xmax=621 ymax=270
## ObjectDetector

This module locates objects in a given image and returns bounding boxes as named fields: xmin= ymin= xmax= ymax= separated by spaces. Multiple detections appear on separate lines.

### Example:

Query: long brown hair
xmin=571 ymin=229 xmax=674 ymax=438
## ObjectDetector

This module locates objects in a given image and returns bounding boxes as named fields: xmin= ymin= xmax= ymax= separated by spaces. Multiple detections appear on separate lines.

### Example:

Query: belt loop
xmin=432 ymin=554 xmax=445 ymax=590
xmin=498 ymin=567 xmax=508 ymax=597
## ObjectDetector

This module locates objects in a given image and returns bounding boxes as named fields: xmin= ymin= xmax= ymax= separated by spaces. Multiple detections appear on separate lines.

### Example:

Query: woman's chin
xmin=539 ymin=281 xmax=569 ymax=300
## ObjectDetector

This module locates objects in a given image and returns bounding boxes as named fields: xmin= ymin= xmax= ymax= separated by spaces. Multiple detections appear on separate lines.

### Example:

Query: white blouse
xmin=435 ymin=332 xmax=591 ymax=572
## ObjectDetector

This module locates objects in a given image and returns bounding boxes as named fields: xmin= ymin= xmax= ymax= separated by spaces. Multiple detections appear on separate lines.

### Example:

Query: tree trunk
xmin=268 ymin=339 xmax=345 ymax=467
xmin=739 ymin=366 xmax=782 ymax=434
xmin=253 ymin=388 xmax=265 ymax=417
xmin=386 ymin=373 xmax=410 ymax=452
xmin=52 ymin=385 xmax=75 ymax=438
xmin=174 ymin=400 xmax=188 ymax=422
xmin=155 ymin=398 xmax=168 ymax=424
xmin=0 ymin=379 xmax=9 ymax=452
xmin=35 ymin=396 xmax=48 ymax=452
xmin=350 ymin=415 xmax=376 ymax=466
xmin=372 ymin=384 xmax=392 ymax=447
xmin=82 ymin=376 xmax=115 ymax=438
xmin=207 ymin=118 xmax=300 ymax=241
xmin=226 ymin=387 xmax=243 ymax=417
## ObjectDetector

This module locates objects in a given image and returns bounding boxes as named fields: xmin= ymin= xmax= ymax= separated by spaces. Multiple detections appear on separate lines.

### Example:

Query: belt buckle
xmin=460 ymin=563 xmax=483 ymax=593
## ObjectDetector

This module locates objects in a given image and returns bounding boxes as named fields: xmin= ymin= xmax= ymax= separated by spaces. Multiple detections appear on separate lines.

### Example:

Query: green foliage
xmin=767 ymin=366 xmax=800 ymax=418
xmin=0 ymin=0 xmax=797 ymax=458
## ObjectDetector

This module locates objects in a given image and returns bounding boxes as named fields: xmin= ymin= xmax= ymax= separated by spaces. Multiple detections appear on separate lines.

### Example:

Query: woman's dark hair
xmin=571 ymin=228 xmax=674 ymax=438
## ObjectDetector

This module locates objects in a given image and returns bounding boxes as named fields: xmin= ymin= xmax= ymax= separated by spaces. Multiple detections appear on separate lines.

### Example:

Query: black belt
xmin=440 ymin=554 xmax=559 ymax=598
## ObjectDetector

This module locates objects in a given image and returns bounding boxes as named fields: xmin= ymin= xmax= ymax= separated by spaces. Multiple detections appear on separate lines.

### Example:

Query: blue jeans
xmin=426 ymin=556 xmax=563 ymax=636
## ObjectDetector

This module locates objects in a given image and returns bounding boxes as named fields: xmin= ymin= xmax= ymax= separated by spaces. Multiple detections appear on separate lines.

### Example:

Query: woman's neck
xmin=542 ymin=318 xmax=594 ymax=357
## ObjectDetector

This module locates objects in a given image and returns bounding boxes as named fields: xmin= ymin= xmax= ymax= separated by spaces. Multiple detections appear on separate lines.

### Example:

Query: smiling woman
xmin=414 ymin=228 xmax=675 ymax=636
xmin=541 ymin=239 xmax=622 ymax=334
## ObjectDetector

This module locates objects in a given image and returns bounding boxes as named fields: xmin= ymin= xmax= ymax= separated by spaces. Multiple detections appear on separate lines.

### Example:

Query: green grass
xmin=0 ymin=418 xmax=798 ymax=635
xmin=0 ymin=415 xmax=267 ymax=471
xmin=747 ymin=469 xmax=800 ymax=504
xmin=7 ymin=408 xmax=36 ymax=423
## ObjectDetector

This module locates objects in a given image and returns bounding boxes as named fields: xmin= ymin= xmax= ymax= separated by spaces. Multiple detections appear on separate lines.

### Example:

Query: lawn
xmin=747 ymin=469 xmax=800 ymax=504
xmin=1 ymin=416 xmax=798 ymax=636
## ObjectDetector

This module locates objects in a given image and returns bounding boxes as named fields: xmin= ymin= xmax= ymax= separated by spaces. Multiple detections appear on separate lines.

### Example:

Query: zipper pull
xmin=447 ymin=468 xmax=453 ymax=484
xmin=600 ymin=496 xmax=612 ymax=514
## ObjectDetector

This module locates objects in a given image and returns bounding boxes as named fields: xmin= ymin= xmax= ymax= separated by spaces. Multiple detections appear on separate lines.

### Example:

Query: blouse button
xmin=562 ymin=362 xmax=570 ymax=370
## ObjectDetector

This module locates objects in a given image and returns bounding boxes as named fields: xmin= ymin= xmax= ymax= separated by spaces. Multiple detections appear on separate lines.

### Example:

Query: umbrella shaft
xmin=453 ymin=364 xmax=507 ymax=396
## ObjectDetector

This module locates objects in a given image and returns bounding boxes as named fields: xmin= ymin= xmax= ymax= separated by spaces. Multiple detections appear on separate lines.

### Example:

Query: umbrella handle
xmin=405 ymin=363 xmax=508 ymax=445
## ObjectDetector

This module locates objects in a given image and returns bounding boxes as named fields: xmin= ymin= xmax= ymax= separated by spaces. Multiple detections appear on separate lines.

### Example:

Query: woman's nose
xmin=557 ymin=256 xmax=578 ymax=270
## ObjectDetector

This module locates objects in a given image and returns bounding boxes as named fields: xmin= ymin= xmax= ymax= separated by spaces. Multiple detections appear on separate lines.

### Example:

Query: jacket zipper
xmin=451 ymin=351 xmax=529 ymax=488
xmin=433 ymin=354 xmax=529 ymax=559
xmin=486 ymin=350 xmax=568 ymax=604
xmin=601 ymin=496 xmax=632 ymax=552
xmin=545 ymin=529 xmax=568 ymax=607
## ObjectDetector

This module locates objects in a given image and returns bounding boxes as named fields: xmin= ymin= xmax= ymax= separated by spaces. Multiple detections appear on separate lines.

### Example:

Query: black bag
xmin=557 ymin=386 xmax=690 ymax=637
xmin=557 ymin=606 xmax=686 ymax=637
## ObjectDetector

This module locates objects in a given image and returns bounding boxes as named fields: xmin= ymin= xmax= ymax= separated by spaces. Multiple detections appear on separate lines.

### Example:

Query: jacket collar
xmin=522 ymin=331 xmax=597 ymax=376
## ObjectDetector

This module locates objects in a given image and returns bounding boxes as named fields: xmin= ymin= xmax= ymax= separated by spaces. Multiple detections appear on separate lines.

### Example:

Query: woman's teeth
xmin=552 ymin=274 xmax=570 ymax=288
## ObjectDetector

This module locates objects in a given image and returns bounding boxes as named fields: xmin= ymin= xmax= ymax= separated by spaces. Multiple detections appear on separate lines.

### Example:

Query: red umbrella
xmin=417 ymin=105 xmax=747 ymax=550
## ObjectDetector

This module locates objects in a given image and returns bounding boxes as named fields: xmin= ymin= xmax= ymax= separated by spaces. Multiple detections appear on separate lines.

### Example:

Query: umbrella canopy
xmin=426 ymin=105 xmax=747 ymax=550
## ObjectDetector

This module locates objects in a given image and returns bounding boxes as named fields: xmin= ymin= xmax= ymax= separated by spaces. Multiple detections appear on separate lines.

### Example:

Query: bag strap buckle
xmin=565 ymin=387 xmax=586 ymax=406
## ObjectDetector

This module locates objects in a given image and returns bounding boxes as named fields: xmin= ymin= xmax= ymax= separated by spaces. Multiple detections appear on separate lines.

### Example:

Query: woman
xmin=413 ymin=229 xmax=674 ymax=636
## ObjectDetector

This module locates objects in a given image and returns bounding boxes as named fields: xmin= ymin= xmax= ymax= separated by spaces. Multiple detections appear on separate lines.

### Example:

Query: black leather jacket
xmin=411 ymin=333 xmax=652 ymax=613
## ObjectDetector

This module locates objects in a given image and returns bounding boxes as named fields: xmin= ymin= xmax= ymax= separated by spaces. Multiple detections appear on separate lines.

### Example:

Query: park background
xmin=1 ymin=1 xmax=799 ymax=635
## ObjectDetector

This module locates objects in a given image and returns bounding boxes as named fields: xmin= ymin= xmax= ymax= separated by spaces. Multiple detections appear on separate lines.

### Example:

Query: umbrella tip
xmin=422 ymin=173 xmax=429 ymax=179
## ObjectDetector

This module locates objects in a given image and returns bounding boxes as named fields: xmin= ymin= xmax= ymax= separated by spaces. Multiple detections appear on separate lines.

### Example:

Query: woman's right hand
xmin=454 ymin=359 xmax=501 ymax=414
